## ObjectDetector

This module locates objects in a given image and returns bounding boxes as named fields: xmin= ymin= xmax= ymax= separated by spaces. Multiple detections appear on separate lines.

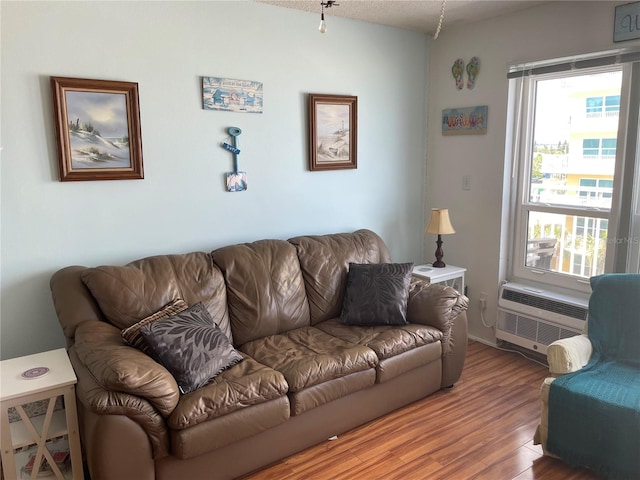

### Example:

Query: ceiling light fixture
xmin=319 ymin=0 xmax=339 ymax=34
xmin=432 ymin=0 xmax=447 ymax=40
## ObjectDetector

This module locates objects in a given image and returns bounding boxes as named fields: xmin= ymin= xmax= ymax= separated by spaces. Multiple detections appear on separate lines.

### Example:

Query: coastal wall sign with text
xmin=442 ymin=106 xmax=488 ymax=136
xmin=614 ymin=2 xmax=640 ymax=42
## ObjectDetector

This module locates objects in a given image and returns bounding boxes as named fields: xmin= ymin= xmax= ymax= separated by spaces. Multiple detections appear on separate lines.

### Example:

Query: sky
xmin=65 ymin=90 xmax=128 ymax=138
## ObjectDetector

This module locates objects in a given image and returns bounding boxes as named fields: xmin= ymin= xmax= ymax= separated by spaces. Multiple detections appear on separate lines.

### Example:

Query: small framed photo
xmin=50 ymin=77 xmax=144 ymax=181
xmin=308 ymin=94 xmax=357 ymax=171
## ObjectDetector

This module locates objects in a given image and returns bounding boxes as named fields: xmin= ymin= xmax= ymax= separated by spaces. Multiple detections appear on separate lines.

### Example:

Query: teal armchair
xmin=534 ymin=274 xmax=640 ymax=479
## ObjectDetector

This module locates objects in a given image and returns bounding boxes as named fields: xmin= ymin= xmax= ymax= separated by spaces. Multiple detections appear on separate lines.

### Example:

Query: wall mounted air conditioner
xmin=497 ymin=282 xmax=589 ymax=354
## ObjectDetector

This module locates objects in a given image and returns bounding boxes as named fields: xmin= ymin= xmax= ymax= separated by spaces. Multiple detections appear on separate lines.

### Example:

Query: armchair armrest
xmin=547 ymin=334 xmax=593 ymax=375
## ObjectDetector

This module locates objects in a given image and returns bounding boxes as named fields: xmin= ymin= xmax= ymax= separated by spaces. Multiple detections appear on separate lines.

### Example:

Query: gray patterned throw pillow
xmin=139 ymin=302 xmax=243 ymax=394
xmin=340 ymin=262 xmax=414 ymax=326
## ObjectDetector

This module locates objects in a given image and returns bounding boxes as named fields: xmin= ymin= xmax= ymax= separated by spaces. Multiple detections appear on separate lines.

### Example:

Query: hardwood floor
xmin=241 ymin=341 xmax=603 ymax=480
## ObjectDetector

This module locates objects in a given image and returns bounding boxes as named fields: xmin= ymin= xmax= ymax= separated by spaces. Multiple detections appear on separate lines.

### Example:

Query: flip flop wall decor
xmin=452 ymin=59 xmax=464 ymax=90
xmin=451 ymin=57 xmax=480 ymax=90
xmin=466 ymin=57 xmax=480 ymax=90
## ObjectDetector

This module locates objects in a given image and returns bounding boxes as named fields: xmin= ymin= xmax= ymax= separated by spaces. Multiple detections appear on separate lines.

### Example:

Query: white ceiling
xmin=257 ymin=0 xmax=552 ymax=35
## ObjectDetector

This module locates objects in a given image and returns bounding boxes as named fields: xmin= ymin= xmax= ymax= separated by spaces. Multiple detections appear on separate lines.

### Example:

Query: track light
xmin=319 ymin=0 xmax=338 ymax=34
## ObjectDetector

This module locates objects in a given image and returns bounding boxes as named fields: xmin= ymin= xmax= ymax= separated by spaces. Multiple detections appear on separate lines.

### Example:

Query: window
xmin=581 ymin=138 xmax=617 ymax=157
xmin=579 ymin=178 xmax=614 ymax=201
xmin=507 ymin=56 xmax=640 ymax=292
xmin=602 ymin=138 xmax=617 ymax=156
xmin=582 ymin=138 xmax=600 ymax=156
xmin=586 ymin=96 xmax=603 ymax=116
xmin=605 ymin=95 xmax=620 ymax=115
xmin=586 ymin=95 xmax=621 ymax=117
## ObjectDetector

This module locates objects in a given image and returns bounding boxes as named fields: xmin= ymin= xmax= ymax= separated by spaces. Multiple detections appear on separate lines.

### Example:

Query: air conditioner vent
xmin=497 ymin=282 xmax=589 ymax=354
xmin=501 ymin=289 xmax=587 ymax=320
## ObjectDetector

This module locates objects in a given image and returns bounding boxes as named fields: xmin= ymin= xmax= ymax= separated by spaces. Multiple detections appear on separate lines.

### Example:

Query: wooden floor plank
xmin=240 ymin=341 xmax=604 ymax=480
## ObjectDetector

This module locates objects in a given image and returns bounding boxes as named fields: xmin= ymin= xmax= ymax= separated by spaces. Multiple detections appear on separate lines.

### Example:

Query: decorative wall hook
xmin=221 ymin=126 xmax=247 ymax=192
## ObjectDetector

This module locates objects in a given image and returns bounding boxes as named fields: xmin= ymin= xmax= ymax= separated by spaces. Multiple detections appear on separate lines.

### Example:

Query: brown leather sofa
xmin=50 ymin=230 xmax=469 ymax=480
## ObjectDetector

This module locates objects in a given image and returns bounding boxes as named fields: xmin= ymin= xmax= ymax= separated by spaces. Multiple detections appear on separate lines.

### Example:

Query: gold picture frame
xmin=308 ymin=93 xmax=357 ymax=171
xmin=51 ymin=77 xmax=144 ymax=181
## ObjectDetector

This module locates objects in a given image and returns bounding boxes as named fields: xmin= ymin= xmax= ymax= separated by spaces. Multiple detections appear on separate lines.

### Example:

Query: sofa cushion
xmin=240 ymin=326 xmax=378 ymax=392
xmin=316 ymin=318 xmax=443 ymax=360
xmin=288 ymin=369 xmax=376 ymax=416
xmin=168 ymin=354 xmax=289 ymax=430
xmin=122 ymin=299 xmax=188 ymax=357
xmin=211 ymin=239 xmax=310 ymax=346
xmin=288 ymin=229 xmax=392 ymax=325
xmin=140 ymin=303 xmax=243 ymax=394
xmin=81 ymin=252 xmax=233 ymax=341
xmin=316 ymin=318 xmax=444 ymax=383
xmin=341 ymin=262 xmax=413 ymax=326
xmin=170 ymin=396 xmax=291 ymax=460
xmin=375 ymin=343 xmax=442 ymax=383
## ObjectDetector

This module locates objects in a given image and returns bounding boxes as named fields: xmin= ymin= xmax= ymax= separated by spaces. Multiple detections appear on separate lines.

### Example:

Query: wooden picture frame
xmin=51 ymin=77 xmax=144 ymax=181
xmin=308 ymin=94 xmax=357 ymax=171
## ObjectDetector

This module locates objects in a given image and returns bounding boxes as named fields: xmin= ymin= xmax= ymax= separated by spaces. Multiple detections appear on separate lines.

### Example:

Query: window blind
xmin=507 ymin=50 xmax=640 ymax=79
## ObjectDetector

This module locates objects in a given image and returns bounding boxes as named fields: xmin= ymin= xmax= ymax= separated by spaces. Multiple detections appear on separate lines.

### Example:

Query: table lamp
xmin=426 ymin=208 xmax=455 ymax=268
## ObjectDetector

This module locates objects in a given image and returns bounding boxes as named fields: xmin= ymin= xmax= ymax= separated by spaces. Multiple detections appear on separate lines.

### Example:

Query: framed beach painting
xmin=308 ymin=94 xmax=357 ymax=171
xmin=202 ymin=76 xmax=264 ymax=114
xmin=51 ymin=77 xmax=144 ymax=181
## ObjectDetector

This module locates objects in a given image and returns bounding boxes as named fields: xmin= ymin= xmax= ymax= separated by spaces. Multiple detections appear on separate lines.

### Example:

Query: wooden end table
xmin=0 ymin=349 xmax=83 ymax=480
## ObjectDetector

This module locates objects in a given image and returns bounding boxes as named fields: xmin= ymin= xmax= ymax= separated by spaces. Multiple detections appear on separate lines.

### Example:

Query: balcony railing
xmin=530 ymin=184 xmax=613 ymax=208
xmin=541 ymin=154 xmax=615 ymax=175
xmin=585 ymin=110 xmax=619 ymax=118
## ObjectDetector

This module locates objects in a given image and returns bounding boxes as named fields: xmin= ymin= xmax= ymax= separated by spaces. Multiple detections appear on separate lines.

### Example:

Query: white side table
xmin=1 ymin=349 xmax=83 ymax=480
xmin=412 ymin=264 xmax=466 ymax=294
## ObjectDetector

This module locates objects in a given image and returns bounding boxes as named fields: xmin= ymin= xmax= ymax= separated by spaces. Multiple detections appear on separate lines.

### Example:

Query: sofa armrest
xmin=68 ymin=347 xmax=171 ymax=459
xmin=51 ymin=266 xmax=107 ymax=344
xmin=406 ymin=280 xmax=469 ymax=387
xmin=74 ymin=320 xmax=180 ymax=416
xmin=406 ymin=279 xmax=469 ymax=356
xmin=547 ymin=334 xmax=593 ymax=375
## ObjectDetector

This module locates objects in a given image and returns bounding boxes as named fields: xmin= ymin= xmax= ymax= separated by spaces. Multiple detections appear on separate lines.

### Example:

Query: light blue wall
xmin=0 ymin=1 xmax=429 ymax=359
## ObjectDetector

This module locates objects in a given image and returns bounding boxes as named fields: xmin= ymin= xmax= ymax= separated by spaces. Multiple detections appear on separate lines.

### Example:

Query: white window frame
xmin=508 ymin=62 xmax=637 ymax=293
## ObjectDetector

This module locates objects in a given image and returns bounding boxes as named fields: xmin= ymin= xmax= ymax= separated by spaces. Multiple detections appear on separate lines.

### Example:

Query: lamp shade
xmin=426 ymin=208 xmax=455 ymax=235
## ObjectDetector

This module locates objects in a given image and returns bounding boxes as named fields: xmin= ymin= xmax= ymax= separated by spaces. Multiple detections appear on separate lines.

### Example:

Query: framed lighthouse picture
xmin=308 ymin=94 xmax=357 ymax=171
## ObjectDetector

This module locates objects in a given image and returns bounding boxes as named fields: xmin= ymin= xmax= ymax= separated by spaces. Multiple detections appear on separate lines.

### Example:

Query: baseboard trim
xmin=468 ymin=335 xmax=496 ymax=347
